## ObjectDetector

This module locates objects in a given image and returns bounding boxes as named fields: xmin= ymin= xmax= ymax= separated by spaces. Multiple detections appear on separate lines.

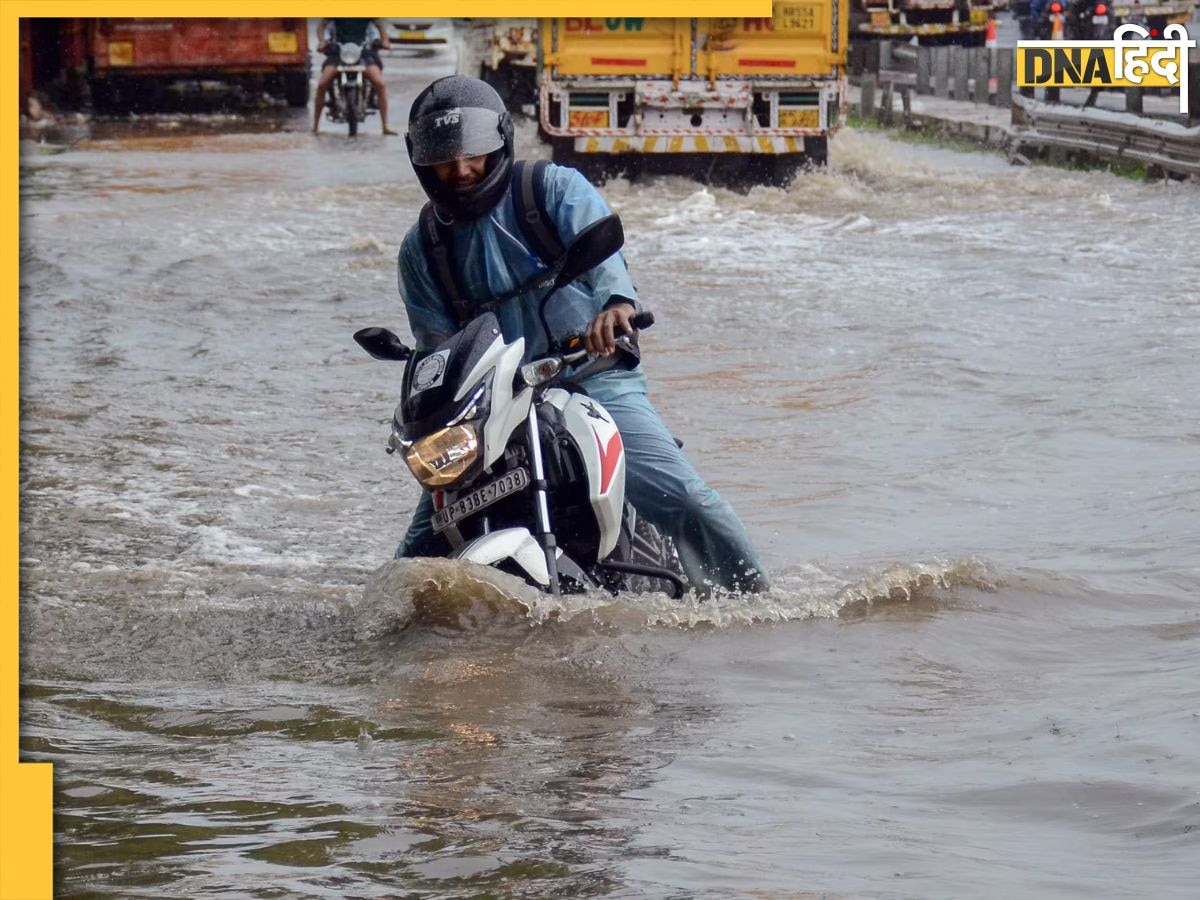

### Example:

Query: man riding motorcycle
xmin=394 ymin=75 xmax=769 ymax=594
xmin=312 ymin=18 xmax=397 ymax=135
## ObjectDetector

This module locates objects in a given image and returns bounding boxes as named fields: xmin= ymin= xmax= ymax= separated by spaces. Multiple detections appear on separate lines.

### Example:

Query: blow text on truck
xmin=536 ymin=3 xmax=848 ymax=184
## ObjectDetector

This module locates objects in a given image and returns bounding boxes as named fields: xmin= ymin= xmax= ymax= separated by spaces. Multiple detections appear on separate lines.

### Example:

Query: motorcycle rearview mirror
xmin=553 ymin=215 xmax=624 ymax=290
xmin=354 ymin=327 xmax=413 ymax=361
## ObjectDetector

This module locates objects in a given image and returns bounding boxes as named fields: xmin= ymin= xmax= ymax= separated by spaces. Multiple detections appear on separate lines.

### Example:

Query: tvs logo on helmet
xmin=434 ymin=108 xmax=462 ymax=128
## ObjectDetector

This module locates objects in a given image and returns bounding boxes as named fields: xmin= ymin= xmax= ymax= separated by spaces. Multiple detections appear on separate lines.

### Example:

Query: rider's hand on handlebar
xmin=586 ymin=303 xmax=636 ymax=357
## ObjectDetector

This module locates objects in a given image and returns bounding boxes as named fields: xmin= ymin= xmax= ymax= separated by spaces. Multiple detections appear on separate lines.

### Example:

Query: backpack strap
xmin=417 ymin=162 xmax=565 ymax=328
xmin=418 ymin=202 xmax=475 ymax=328
xmin=511 ymin=159 xmax=564 ymax=268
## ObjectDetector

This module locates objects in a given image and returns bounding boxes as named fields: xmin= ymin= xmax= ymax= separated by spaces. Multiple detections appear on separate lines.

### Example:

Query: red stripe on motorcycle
xmin=593 ymin=429 xmax=623 ymax=495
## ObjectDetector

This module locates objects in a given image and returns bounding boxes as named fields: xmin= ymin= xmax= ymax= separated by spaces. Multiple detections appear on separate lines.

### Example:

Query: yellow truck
xmin=537 ymin=3 xmax=848 ymax=184
xmin=852 ymin=0 xmax=996 ymax=46
xmin=459 ymin=18 xmax=540 ymax=110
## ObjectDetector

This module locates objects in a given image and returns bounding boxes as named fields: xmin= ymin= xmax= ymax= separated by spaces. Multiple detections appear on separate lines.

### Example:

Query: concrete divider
xmin=906 ymin=43 xmax=1016 ymax=107
xmin=851 ymin=77 xmax=1200 ymax=178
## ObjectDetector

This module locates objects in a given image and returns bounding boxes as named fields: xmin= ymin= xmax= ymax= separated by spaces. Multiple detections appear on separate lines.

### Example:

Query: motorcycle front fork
xmin=525 ymin=405 xmax=561 ymax=595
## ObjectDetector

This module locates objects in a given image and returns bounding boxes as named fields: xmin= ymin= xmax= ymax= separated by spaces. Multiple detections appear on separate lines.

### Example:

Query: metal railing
xmin=851 ymin=39 xmax=1200 ymax=177
xmin=1011 ymin=98 xmax=1200 ymax=175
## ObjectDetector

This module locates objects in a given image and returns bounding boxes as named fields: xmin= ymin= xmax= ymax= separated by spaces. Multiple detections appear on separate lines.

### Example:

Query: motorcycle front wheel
xmin=344 ymin=84 xmax=359 ymax=136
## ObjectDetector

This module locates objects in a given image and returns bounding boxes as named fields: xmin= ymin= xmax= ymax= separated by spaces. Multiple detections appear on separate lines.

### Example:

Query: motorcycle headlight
xmin=339 ymin=42 xmax=363 ymax=65
xmin=403 ymin=423 xmax=480 ymax=488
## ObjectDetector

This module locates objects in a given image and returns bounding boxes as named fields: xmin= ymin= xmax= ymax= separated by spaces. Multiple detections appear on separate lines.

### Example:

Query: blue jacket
xmin=397 ymin=162 xmax=647 ymax=397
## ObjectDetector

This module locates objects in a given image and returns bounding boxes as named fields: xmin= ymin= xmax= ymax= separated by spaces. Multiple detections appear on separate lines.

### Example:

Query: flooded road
xmin=18 ymin=38 xmax=1200 ymax=897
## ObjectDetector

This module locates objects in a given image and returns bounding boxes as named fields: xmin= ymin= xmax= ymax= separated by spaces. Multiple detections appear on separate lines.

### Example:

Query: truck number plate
xmin=778 ymin=4 xmax=819 ymax=31
xmin=268 ymin=32 xmax=298 ymax=54
xmin=569 ymin=109 xmax=609 ymax=128
xmin=432 ymin=468 xmax=530 ymax=532
xmin=780 ymin=108 xmax=820 ymax=128
xmin=108 ymin=42 xmax=134 ymax=66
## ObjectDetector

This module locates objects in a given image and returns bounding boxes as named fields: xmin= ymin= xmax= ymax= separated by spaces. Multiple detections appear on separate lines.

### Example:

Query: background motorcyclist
xmin=392 ymin=75 xmax=770 ymax=594
xmin=312 ymin=18 xmax=396 ymax=135
xmin=1028 ymin=0 xmax=1047 ymax=29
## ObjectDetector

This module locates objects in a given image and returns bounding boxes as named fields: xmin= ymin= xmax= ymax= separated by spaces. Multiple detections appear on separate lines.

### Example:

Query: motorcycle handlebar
xmin=630 ymin=311 xmax=654 ymax=331
xmin=560 ymin=310 xmax=654 ymax=371
xmin=519 ymin=309 xmax=656 ymax=389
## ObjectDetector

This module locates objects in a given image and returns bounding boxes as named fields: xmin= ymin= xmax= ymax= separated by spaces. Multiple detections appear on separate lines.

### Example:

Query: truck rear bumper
xmin=543 ymin=78 xmax=844 ymax=153
xmin=1109 ymin=2 xmax=1194 ymax=15
xmin=856 ymin=23 xmax=986 ymax=36
xmin=92 ymin=65 xmax=306 ymax=77
xmin=573 ymin=135 xmax=824 ymax=154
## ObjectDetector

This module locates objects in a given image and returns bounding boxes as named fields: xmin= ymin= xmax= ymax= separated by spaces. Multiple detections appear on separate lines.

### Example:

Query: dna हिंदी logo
xmin=1017 ymin=24 xmax=1195 ymax=113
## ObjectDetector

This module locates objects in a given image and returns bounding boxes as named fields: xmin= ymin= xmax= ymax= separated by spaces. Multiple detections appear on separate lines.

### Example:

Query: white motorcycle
xmin=354 ymin=215 xmax=685 ymax=597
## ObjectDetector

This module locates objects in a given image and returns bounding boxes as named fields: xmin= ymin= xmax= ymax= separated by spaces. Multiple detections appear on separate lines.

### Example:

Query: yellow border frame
xmin=5 ymin=3 xmax=769 ymax=898
xmin=3 ymin=12 xmax=52 ymax=900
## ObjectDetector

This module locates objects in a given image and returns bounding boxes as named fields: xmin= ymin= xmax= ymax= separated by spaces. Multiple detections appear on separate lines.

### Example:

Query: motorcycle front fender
xmin=451 ymin=527 xmax=550 ymax=587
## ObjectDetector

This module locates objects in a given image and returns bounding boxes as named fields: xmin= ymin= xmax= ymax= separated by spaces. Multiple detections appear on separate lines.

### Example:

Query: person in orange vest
xmin=1029 ymin=0 xmax=1069 ymax=39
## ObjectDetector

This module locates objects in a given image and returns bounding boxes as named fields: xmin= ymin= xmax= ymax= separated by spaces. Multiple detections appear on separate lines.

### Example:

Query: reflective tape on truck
xmin=575 ymin=135 xmax=821 ymax=153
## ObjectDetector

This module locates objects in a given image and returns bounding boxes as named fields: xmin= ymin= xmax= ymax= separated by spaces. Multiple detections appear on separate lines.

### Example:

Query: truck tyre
xmin=481 ymin=63 xmax=536 ymax=112
xmin=739 ymin=154 xmax=800 ymax=188
xmin=804 ymin=136 xmax=828 ymax=169
xmin=283 ymin=71 xmax=309 ymax=108
xmin=89 ymin=78 xmax=113 ymax=112
xmin=551 ymin=138 xmax=623 ymax=185
xmin=480 ymin=64 xmax=500 ymax=96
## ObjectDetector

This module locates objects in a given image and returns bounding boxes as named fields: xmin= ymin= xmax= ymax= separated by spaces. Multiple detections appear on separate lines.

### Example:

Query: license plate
xmin=870 ymin=11 xmax=892 ymax=26
xmin=970 ymin=7 xmax=990 ymax=24
xmin=1092 ymin=14 xmax=1109 ymax=22
xmin=108 ymin=42 xmax=134 ymax=66
xmin=432 ymin=468 xmax=530 ymax=532
xmin=780 ymin=108 xmax=820 ymax=128
xmin=569 ymin=109 xmax=609 ymax=128
xmin=777 ymin=5 xmax=818 ymax=31
xmin=268 ymin=32 xmax=298 ymax=54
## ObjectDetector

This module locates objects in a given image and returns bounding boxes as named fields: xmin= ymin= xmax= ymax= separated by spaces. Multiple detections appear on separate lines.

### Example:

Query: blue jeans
xmin=396 ymin=375 xmax=769 ymax=593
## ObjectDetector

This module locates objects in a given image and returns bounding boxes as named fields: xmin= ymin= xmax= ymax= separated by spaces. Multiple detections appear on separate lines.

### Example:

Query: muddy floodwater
xmin=17 ymin=44 xmax=1200 ymax=898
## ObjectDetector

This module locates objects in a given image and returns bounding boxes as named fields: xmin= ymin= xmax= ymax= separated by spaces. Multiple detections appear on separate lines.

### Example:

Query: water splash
xmin=835 ymin=557 xmax=999 ymax=618
xmin=354 ymin=556 xmax=1000 ymax=636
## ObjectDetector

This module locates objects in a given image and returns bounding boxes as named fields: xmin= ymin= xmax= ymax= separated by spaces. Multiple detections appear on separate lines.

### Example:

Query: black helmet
xmin=406 ymin=76 xmax=514 ymax=221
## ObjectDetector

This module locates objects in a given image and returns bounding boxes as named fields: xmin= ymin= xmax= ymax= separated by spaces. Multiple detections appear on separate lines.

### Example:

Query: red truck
xmin=88 ymin=18 xmax=310 ymax=108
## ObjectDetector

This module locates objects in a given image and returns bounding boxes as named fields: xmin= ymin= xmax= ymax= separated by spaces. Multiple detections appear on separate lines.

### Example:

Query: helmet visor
xmin=408 ymin=106 xmax=505 ymax=166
